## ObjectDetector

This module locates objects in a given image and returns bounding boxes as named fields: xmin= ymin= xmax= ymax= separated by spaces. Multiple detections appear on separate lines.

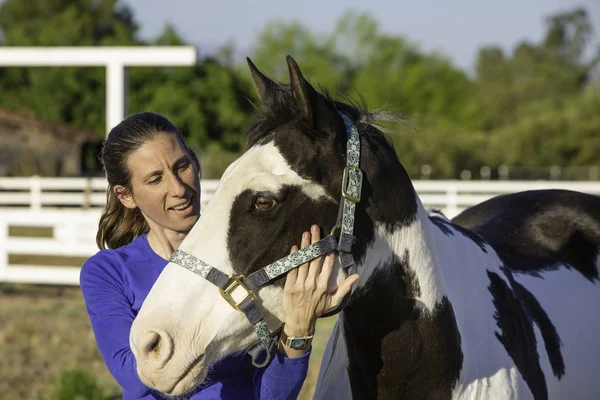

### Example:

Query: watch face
xmin=291 ymin=339 xmax=306 ymax=349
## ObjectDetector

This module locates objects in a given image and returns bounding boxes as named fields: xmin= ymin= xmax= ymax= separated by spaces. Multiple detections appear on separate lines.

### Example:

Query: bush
xmin=47 ymin=368 xmax=117 ymax=400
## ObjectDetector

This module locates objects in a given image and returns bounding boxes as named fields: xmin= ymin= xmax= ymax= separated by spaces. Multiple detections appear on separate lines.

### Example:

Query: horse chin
xmin=158 ymin=355 xmax=208 ymax=397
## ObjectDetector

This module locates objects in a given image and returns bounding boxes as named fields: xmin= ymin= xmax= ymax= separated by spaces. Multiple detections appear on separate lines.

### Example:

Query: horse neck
xmin=356 ymin=198 xmax=450 ymax=314
xmin=333 ymin=191 xmax=465 ymax=398
xmin=349 ymin=132 xmax=450 ymax=307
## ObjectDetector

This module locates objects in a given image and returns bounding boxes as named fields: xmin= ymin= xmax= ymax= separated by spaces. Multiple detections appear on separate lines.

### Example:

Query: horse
xmin=129 ymin=56 xmax=600 ymax=399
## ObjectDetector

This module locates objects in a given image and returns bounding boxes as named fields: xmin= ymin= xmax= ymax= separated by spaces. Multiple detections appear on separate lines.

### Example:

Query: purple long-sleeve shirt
xmin=80 ymin=233 xmax=309 ymax=400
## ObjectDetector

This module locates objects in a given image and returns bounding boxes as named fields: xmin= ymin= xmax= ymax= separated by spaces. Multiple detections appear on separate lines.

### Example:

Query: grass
xmin=0 ymin=283 xmax=121 ymax=400
xmin=1 ymin=225 xmax=338 ymax=399
xmin=298 ymin=316 xmax=337 ymax=399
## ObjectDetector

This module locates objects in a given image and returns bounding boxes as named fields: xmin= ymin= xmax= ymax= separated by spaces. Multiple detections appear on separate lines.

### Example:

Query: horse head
xmin=128 ymin=56 xmax=416 ymax=396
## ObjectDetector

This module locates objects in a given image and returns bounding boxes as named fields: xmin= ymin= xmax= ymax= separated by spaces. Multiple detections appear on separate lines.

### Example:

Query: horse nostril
xmin=140 ymin=330 xmax=173 ymax=367
xmin=146 ymin=332 xmax=161 ymax=354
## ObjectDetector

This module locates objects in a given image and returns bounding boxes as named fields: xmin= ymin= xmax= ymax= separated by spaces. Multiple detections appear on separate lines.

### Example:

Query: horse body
xmin=317 ymin=191 xmax=600 ymax=400
xmin=128 ymin=56 xmax=600 ymax=399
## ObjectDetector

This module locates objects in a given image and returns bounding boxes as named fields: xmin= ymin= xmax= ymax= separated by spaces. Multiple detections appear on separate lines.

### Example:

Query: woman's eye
xmin=254 ymin=196 xmax=277 ymax=210
xmin=148 ymin=177 xmax=161 ymax=185
xmin=179 ymin=162 xmax=190 ymax=171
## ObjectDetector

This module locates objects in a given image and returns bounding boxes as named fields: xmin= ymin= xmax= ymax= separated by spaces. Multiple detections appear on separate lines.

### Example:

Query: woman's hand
xmin=279 ymin=224 xmax=359 ymax=357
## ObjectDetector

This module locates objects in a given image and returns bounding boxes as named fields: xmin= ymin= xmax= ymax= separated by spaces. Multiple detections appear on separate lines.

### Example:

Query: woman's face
xmin=116 ymin=132 xmax=201 ymax=234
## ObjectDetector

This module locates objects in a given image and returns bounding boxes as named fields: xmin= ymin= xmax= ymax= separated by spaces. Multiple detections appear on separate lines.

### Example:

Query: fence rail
xmin=0 ymin=176 xmax=220 ymax=210
xmin=0 ymin=177 xmax=599 ymax=286
xmin=0 ymin=210 xmax=100 ymax=285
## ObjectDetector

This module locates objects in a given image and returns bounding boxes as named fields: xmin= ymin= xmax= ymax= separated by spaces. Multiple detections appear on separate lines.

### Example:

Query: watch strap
xmin=282 ymin=333 xmax=314 ymax=350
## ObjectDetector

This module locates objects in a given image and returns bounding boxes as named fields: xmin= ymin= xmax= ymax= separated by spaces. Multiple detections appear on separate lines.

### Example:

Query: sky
xmin=124 ymin=0 xmax=600 ymax=72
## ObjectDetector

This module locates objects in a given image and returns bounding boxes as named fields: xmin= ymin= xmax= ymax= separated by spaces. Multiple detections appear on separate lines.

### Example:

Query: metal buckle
xmin=219 ymin=275 xmax=255 ymax=312
xmin=341 ymin=166 xmax=362 ymax=203
xmin=329 ymin=223 xmax=340 ymax=237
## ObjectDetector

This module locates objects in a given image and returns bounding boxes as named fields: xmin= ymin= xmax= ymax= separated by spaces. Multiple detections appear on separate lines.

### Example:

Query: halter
xmin=169 ymin=113 xmax=363 ymax=367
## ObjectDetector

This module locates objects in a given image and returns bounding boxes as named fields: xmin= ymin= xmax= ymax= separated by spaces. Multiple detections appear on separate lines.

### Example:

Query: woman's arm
xmin=252 ymin=350 xmax=311 ymax=400
xmin=79 ymin=255 xmax=155 ymax=399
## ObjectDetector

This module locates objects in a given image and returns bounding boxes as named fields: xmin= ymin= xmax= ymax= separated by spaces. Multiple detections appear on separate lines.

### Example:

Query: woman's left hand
xmin=279 ymin=224 xmax=359 ymax=357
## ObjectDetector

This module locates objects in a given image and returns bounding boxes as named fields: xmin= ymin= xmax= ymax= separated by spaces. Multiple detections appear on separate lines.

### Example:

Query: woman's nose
xmin=169 ymin=175 xmax=187 ymax=197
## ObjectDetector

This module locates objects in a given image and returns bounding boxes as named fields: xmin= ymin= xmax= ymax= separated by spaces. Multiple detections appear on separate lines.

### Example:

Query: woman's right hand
xmin=279 ymin=225 xmax=359 ymax=357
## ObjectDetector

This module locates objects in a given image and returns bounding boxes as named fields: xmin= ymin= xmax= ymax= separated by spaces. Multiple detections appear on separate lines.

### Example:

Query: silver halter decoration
xmin=169 ymin=113 xmax=363 ymax=367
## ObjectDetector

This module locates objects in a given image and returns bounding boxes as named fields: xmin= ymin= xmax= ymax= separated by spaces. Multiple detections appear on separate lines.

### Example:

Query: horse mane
xmin=245 ymin=82 xmax=411 ymax=151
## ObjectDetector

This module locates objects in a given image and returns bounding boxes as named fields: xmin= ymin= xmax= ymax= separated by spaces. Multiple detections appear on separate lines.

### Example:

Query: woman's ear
xmin=114 ymin=185 xmax=137 ymax=209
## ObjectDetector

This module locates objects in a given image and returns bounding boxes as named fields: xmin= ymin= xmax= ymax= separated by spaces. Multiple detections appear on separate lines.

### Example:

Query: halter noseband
xmin=169 ymin=113 xmax=363 ymax=367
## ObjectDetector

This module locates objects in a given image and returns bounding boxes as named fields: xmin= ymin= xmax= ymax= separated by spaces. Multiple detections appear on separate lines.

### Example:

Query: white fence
xmin=0 ymin=177 xmax=220 ymax=210
xmin=0 ymin=177 xmax=599 ymax=286
xmin=0 ymin=210 xmax=100 ymax=285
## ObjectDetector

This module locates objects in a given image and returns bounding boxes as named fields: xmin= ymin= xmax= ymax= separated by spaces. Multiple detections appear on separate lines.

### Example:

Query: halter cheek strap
xmin=169 ymin=112 xmax=363 ymax=367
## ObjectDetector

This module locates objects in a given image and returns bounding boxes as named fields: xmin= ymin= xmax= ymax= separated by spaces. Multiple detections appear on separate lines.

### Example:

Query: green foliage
xmin=0 ymin=0 xmax=138 ymax=134
xmin=0 ymin=0 xmax=256 ymax=150
xmin=46 ymin=368 xmax=115 ymax=400
xmin=198 ymin=143 xmax=243 ymax=179
xmin=251 ymin=11 xmax=480 ymax=128
xmin=0 ymin=2 xmax=598 ymax=178
xmin=474 ymin=8 xmax=598 ymax=129
xmin=126 ymin=56 xmax=255 ymax=154
xmin=489 ymin=84 xmax=600 ymax=168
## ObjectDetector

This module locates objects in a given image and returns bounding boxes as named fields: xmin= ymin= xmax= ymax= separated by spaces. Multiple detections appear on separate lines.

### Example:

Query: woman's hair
xmin=96 ymin=112 xmax=200 ymax=250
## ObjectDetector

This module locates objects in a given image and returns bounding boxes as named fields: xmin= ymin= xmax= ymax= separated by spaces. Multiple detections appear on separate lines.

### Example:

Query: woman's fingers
xmin=285 ymin=245 xmax=299 ymax=290
xmin=316 ymin=252 xmax=335 ymax=291
xmin=295 ymin=231 xmax=311 ymax=285
xmin=281 ymin=223 xmax=361 ymax=331
xmin=327 ymin=274 xmax=360 ymax=311
xmin=306 ymin=225 xmax=323 ymax=286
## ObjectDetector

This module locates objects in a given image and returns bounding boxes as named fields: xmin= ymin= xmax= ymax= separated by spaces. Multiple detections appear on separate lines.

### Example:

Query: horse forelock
xmin=245 ymin=81 xmax=404 ymax=159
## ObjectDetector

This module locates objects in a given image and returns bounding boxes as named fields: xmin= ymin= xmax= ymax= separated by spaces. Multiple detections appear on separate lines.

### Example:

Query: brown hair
xmin=96 ymin=112 xmax=200 ymax=250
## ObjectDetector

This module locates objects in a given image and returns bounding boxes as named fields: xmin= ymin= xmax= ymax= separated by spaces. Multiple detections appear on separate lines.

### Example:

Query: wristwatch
xmin=281 ymin=331 xmax=314 ymax=350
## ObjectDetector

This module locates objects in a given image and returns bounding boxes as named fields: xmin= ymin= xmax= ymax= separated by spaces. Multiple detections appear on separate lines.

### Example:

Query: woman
xmin=79 ymin=112 xmax=358 ymax=400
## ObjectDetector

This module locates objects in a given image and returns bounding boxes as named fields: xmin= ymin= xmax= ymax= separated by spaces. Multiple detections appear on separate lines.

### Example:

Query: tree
xmin=249 ymin=11 xmax=484 ymax=178
xmin=126 ymin=23 xmax=256 ymax=154
xmin=0 ymin=0 xmax=257 ymax=170
xmin=251 ymin=11 xmax=479 ymax=127
xmin=489 ymin=83 xmax=600 ymax=169
xmin=543 ymin=7 xmax=599 ymax=76
xmin=474 ymin=8 xmax=599 ymax=129
xmin=0 ymin=2 xmax=597 ymax=178
xmin=0 ymin=0 xmax=139 ymax=133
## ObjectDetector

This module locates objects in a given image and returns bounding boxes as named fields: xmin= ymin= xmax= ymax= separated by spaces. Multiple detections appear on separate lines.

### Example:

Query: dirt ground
xmin=0 ymin=282 xmax=336 ymax=400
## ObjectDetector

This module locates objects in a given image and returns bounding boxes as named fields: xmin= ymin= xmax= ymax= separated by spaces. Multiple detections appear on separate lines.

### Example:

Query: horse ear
xmin=286 ymin=55 xmax=316 ymax=125
xmin=246 ymin=57 xmax=277 ymax=106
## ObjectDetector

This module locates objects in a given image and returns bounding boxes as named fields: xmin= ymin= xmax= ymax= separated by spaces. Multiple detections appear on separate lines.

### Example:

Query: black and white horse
xmin=129 ymin=56 xmax=600 ymax=399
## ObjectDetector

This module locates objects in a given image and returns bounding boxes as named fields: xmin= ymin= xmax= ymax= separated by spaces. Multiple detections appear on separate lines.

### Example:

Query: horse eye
xmin=254 ymin=196 xmax=277 ymax=210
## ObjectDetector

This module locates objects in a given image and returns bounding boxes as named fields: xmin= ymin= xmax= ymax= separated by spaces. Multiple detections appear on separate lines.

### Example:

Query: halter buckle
xmin=219 ymin=275 xmax=255 ymax=312
xmin=342 ymin=166 xmax=362 ymax=203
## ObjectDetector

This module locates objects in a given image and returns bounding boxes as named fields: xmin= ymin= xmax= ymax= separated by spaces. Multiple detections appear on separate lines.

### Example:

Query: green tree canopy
xmin=0 ymin=0 xmax=138 ymax=132
xmin=251 ymin=11 xmax=480 ymax=129
xmin=0 ymin=2 xmax=597 ymax=178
